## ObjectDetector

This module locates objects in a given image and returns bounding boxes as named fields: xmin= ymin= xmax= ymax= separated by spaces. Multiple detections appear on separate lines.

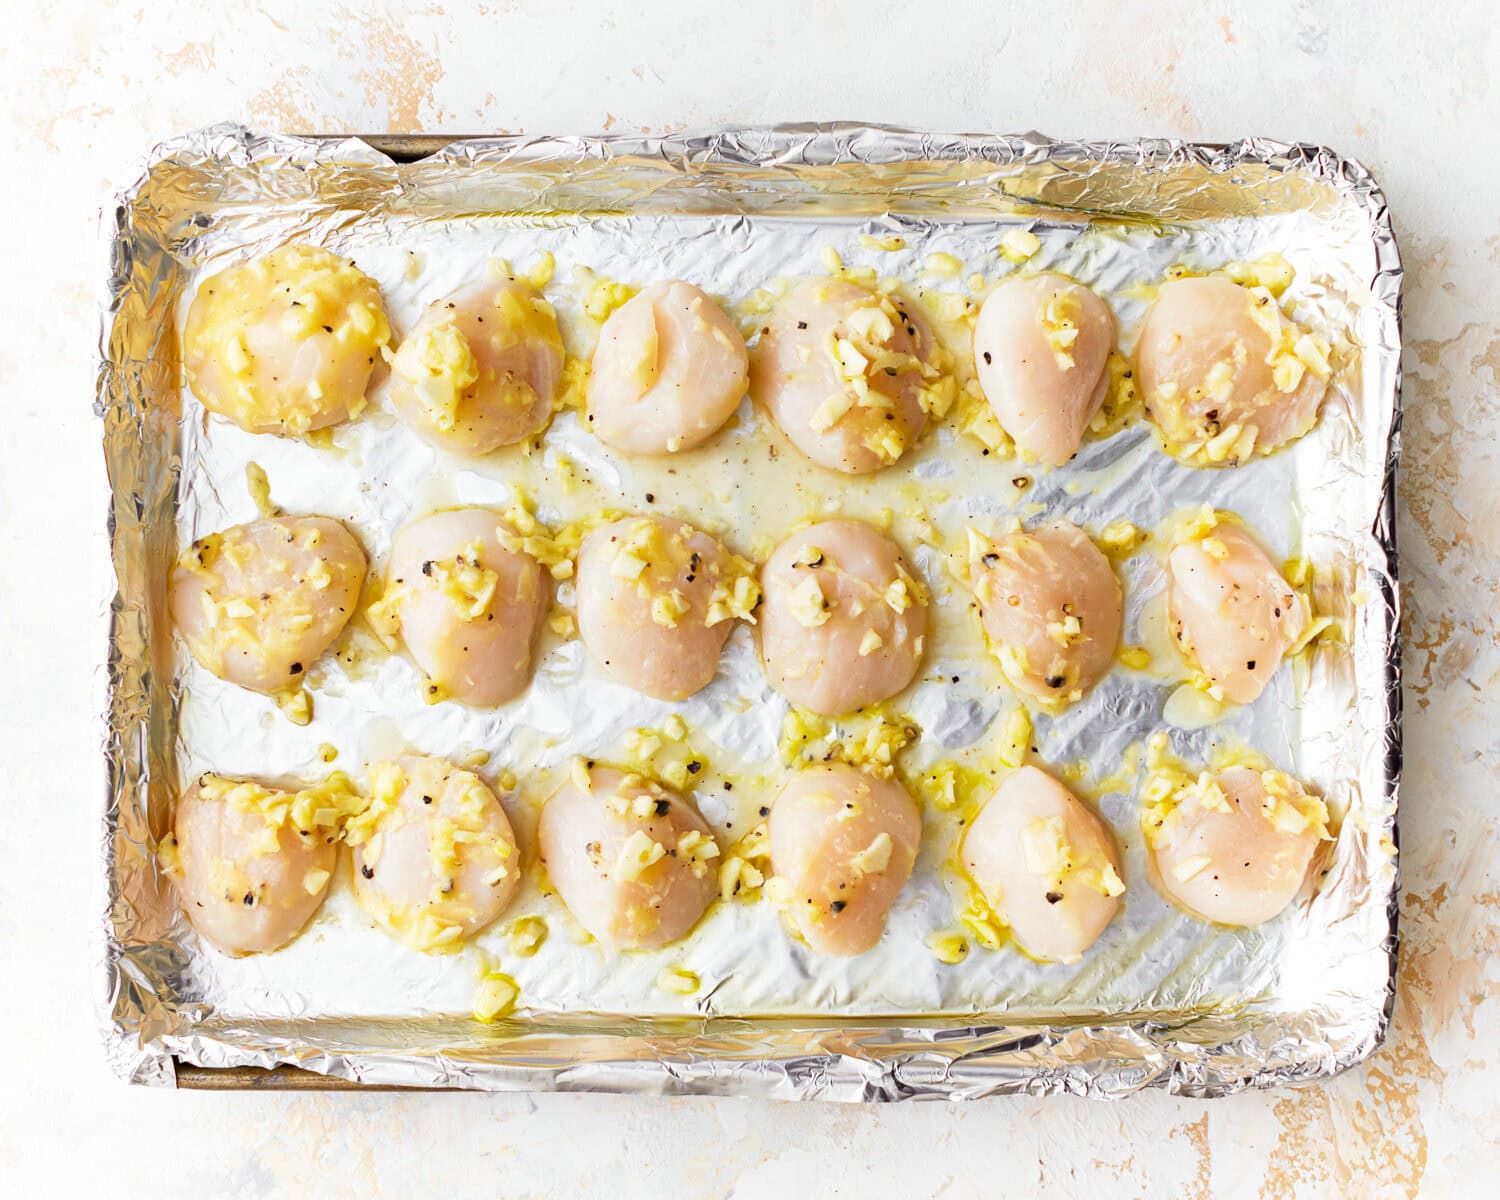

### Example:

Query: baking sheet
xmin=96 ymin=124 xmax=1402 ymax=1098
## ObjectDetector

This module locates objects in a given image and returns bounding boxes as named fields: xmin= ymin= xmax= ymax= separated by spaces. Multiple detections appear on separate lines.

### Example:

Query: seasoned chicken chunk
xmin=750 ymin=279 xmax=939 ymax=473
xmin=1136 ymin=275 xmax=1331 ymax=466
xmin=768 ymin=762 xmax=920 ymax=956
xmin=171 ymin=515 xmax=366 ymax=695
xmin=349 ymin=756 xmax=521 ymax=952
xmin=370 ymin=508 xmax=548 ymax=707
xmin=970 ymin=519 xmax=1122 ymax=707
xmin=389 ymin=276 xmax=564 ymax=453
xmin=184 ymin=244 xmax=391 ymax=436
xmin=538 ymin=765 xmax=718 ymax=949
xmin=973 ymin=273 xmax=1117 ymax=466
xmin=758 ymin=520 xmax=928 ymax=716
xmin=1143 ymin=763 xmax=1329 ymax=926
xmin=1166 ymin=513 xmax=1309 ymax=704
xmin=962 ymin=765 xmax=1124 ymax=963
xmin=575 ymin=515 xmax=755 ymax=701
xmin=168 ymin=773 xmax=361 ymax=954
xmin=588 ymin=281 xmax=748 ymax=454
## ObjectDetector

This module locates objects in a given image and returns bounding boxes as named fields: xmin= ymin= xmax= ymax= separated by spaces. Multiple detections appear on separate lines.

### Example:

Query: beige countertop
xmin=1 ymin=1 xmax=1495 ymax=1195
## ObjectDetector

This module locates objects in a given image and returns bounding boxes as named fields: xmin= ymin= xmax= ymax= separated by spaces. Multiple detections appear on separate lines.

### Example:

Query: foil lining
xmin=96 ymin=123 xmax=1402 ymax=1098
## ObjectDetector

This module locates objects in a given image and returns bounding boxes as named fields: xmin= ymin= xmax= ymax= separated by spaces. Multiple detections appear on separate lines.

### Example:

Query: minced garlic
xmin=245 ymin=462 xmax=277 ymax=517
xmin=705 ymin=567 xmax=760 ymax=627
xmin=999 ymin=707 xmax=1032 ymax=769
xmin=676 ymin=830 xmax=721 ymax=879
xmin=508 ymin=915 xmax=548 ymax=957
xmin=787 ymin=574 xmax=831 ymax=627
xmin=650 ymin=588 xmax=691 ymax=628
xmin=473 ymin=968 xmax=520 ymax=1022
xmin=999 ymin=229 xmax=1042 ymax=262
xmin=656 ymin=965 xmax=701 ymax=995
xmin=1040 ymin=288 xmax=1081 ymax=370
xmin=613 ymin=829 xmax=667 ymax=881
xmin=925 ymin=929 xmax=970 ymax=964
xmin=719 ymin=819 xmax=773 ymax=902
xmin=1098 ymin=520 xmax=1147 ymax=557
xmin=849 ymin=832 xmax=894 ymax=877
xmin=390 ymin=317 xmax=480 ymax=433
xmin=923 ymin=251 xmax=963 ymax=278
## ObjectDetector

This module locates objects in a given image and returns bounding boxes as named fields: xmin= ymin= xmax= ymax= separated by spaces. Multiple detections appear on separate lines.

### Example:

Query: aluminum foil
xmin=96 ymin=123 xmax=1403 ymax=1098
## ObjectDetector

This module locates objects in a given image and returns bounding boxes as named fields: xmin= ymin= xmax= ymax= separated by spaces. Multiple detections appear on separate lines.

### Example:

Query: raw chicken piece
xmin=184 ymin=244 xmax=391 ymax=436
xmin=587 ymin=281 xmax=748 ymax=454
xmin=758 ymin=519 xmax=928 ymax=716
xmin=373 ymin=508 xmax=548 ymax=706
xmin=538 ymin=765 xmax=718 ymax=949
xmin=1143 ymin=764 xmax=1329 ymax=927
xmin=962 ymin=765 xmax=1124 ymax=963
xmin=750 ymin=279 xmax=935 ymax=474
xmin=171 ymin=515 xmax=366 ymax=694
xmin=575 ymin=515 xmax=754 ymax=701
xmin=973 ymin=272 xmax=1116 ymax=465
xmin=1136 ymin=275 xmax=1330 ymax=466
xmin=768 ymin=762 xmax=920 ymax=956
xmin=1167 ymin=515 xmax=1308 ymax=704
xmin=350 ymin=756 xmax=521 ymax=951
xmin=389 ymin=276 xmax=564 ymax=453
xmin=971 ymin=519 xmax=1122 ymax=707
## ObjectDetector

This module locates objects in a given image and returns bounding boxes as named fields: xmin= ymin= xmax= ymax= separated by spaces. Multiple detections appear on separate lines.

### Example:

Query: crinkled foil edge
xmin=95 ymin=122 xmax=1403 ymax=1098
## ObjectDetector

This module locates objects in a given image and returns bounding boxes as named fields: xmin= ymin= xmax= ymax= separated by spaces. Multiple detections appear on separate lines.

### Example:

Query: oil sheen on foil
xmin=97 ymin=125 xmax=1402 ymax=1098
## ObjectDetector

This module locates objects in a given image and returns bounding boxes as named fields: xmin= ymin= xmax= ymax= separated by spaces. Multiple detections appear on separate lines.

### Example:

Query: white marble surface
xmin=1 ymin=1 xmax=1497 ymax=1196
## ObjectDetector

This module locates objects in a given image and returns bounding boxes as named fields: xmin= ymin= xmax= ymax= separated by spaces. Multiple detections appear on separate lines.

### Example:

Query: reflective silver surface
xmin=97 ymin=124 xmax=1401 ymax=1097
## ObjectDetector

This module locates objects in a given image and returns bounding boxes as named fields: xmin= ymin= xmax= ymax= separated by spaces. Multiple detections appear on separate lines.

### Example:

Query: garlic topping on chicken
xmin=538 ymin=764 xmax=718 ymax=949
xmin=750 ymin=279 xmax=946 ymax=474
xmin=1136 ymin=275 xmax=1332 ymax=466
xmin=758 ymin=519 xmax=929 ymax=716
xmin=973 ymin=273 xmax=1117 ymax=466
xmin=184 ymin=244 xmax=391 ymax=436
xmin=587 ymin=281 xmax=748 ymax=454
xmin=389 ymin=275 xmax=564 ymax=453
xmin=970 ymin=519 xmax=1122 ymax=707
